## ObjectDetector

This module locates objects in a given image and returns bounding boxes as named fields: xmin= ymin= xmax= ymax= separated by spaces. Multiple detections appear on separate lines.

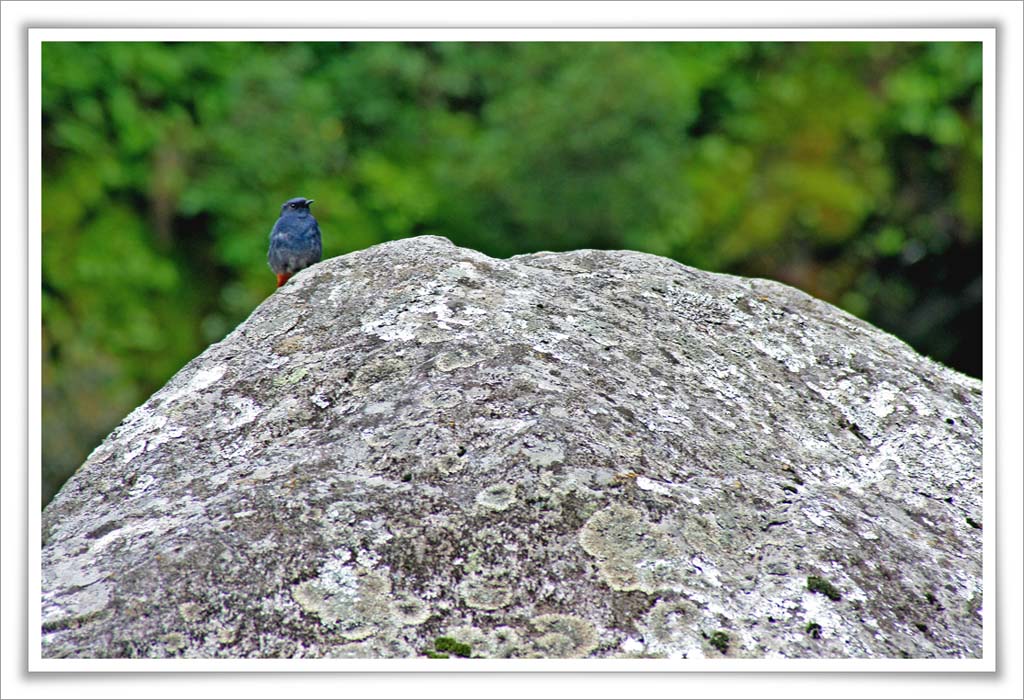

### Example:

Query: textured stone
xmin=41 ymin=236 xmax=983 ymax=659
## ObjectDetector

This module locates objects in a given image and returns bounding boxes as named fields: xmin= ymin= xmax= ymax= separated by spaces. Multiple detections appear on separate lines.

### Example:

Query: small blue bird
xmin=267 ymin=197 xmax=322 ymax=288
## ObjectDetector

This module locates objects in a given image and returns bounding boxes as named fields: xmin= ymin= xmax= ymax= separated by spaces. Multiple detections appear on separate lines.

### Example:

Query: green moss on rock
xmin=434 ymin=636 xmax=472 ymax=657
xmin=708 ymin=630 xmax=729 ymax=654
xmin=807 ymin=575 xmax=842 ymax=601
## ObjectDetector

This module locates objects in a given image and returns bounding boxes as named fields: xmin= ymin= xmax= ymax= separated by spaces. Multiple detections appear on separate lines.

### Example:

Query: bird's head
xmin=281 ymin=197 xmax=315 ymax=216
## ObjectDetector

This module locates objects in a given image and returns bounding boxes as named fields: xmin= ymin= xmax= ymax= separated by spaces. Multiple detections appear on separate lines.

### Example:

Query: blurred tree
xmin=40 ymin=41 xmax=983 ymax=505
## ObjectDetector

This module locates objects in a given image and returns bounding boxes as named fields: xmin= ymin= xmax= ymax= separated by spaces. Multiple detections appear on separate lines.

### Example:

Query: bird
xmin=267 ymin=197 xmax=322 ymax=288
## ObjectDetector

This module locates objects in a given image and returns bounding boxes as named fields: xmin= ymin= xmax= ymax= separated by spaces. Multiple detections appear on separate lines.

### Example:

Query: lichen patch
xmin=475 ymin=483 xmax=517 ymax=511
xmin=578 ymin=504 xmax=685 ymax=593
xmin=291 ymin=557 xmax=393 ymax=641
xmin=458 ymin=573 xmax=513 ymax=610
xmin=529 ymin=614 xmax=598 ymax=657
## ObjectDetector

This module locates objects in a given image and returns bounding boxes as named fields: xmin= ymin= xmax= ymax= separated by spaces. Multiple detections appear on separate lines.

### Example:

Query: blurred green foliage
xmin=41 ymin=41 xmax=982 ymax=505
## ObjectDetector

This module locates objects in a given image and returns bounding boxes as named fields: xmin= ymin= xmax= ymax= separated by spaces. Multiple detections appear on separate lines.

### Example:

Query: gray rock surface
xmin=41 ymin=236 xmax=983 ymax=659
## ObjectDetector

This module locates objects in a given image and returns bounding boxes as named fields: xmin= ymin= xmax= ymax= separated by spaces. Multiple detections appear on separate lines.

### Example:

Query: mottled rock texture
xmin=41 ymin=236 xmax=983 ymax=659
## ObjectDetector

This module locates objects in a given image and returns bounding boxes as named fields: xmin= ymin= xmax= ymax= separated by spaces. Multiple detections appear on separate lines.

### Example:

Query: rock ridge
xmin=41 ymin=235 xmax=983 ymax=659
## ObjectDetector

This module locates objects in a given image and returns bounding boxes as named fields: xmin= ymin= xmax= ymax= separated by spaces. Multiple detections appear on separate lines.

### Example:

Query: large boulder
xmin=41 ymin=236 xmax=983 ymax=659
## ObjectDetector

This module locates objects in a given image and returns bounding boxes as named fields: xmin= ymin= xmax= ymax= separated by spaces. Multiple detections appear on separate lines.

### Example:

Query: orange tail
xmin=276 ymin=273 xmax=291 ymax=288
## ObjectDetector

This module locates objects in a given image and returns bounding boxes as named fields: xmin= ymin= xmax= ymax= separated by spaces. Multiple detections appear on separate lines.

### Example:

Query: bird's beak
xmin=306 ymin=199 xmax=315 ymax=205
